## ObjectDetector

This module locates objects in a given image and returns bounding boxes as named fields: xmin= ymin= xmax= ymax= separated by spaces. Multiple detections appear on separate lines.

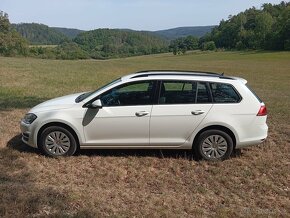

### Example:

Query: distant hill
xmin=153 ymin=26 xmax=216 ymax=40
xmin=74 ymin=28 xmax=169 ymax=59
xmin=12 ymin=23 xmax=69 ymax=45
xmin=52 ymin=27 xmax=84 ymax=39
xmin=12 ymin=23 xmax=216 ymax=46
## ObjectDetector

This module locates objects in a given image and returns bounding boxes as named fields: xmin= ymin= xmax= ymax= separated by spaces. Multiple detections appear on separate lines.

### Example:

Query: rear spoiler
xmin=231 ymin=77 xmax=247 ymax=84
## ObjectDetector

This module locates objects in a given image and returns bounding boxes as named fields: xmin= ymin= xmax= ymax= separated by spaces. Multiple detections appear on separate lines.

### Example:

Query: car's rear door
xmin=149 ymin=80 xmax=213 ymax=146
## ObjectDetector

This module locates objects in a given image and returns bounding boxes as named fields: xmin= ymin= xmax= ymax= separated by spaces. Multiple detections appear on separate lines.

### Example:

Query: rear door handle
xmin=135 ymin=111 xmax=149 ymax=117
xmin=191 ymin=110 xmax=205 ymax=115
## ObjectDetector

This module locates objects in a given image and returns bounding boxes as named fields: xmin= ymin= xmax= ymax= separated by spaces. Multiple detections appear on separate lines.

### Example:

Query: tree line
xmin=0 ymin=12 xmax=169 ymax=59
xmin=201 ymin=1 xmax=290 ymax=51
xmin=74 ymin=29 xmax=168 ymax=59
xmin=12 ymin=23 xmax=69 ymax=45
xmin=170 ymin=1 xmax=290 ymax=54
xmin=0 ymin=2 xmax=289 ymax=59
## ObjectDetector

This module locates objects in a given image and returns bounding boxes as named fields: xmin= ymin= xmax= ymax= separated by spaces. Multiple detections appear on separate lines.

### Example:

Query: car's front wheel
xmin=195 ymin=129 xmax=233 ymax=161
xmin=39 ymin=126 xmax=77 ymax=157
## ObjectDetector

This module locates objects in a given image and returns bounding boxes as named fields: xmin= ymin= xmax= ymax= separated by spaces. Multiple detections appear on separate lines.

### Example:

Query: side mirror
xmin=90 ymin=99 xmax=102 ymax=109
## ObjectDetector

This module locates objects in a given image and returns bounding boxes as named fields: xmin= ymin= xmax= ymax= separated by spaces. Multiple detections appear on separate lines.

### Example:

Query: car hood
xmin=30 ymin=92 xmax=84 ymax=113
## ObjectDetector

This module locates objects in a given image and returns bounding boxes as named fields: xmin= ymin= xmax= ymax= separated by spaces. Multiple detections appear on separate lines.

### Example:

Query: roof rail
xmin=130 ymin=70 xmax=232 ymax=80
xmin=134 ymin=70 xmax=222 ymax=76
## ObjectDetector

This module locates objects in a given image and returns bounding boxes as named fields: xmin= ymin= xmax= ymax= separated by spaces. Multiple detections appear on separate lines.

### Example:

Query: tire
xmin=194 ymin=129 xmax=233 ymax=161
xmin=39 ymin=126 xmax=77 ymax=157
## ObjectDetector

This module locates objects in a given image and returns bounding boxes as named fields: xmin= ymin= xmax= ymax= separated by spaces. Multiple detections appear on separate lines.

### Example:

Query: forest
xmin=0 ymin=1 xmax=289 ymax=59
xmin=74 ymin=29 xmax=168 ymax=59
xmin=202 ymin=1 xmax=290 ymax=50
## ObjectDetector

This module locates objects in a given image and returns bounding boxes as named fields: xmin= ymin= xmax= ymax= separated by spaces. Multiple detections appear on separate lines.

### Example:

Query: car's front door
xmin=83 ymin=80 xmax=156 ymax=146
xmin=150 ymin=80 xmax=213 ymax=146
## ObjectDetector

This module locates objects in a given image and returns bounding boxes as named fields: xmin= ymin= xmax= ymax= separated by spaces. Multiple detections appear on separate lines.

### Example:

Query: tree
xmin=0 ymin=11 xmax=9 ymax=33
xmin=0 ymin=11 xmax=28 ymax=56
xmin=255 ymin=12 xmax=273 ymax=48
xmin=169 ymin=36 xmax=199 ymax=55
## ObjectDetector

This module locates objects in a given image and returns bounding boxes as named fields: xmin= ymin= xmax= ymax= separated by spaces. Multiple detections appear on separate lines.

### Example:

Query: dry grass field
xmin=0 ymin=51 xmax=289 ymax=217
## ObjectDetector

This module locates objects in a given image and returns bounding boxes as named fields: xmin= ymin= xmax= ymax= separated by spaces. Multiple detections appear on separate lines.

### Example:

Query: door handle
xmin=135 ymin=111 xmax=149 ymax=117
xmin=191 ymin=110 xmax=205 ymax=115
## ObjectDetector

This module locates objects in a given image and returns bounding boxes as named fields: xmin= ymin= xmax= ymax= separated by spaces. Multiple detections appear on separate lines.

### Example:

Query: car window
xmin=210 ymin=83 xmax=241 ymax=103
xmin=159 ymin=81 xmax=197 ymax=104
xmin=100 ymin=81 xmax=155 ymax=106
xmin=196 ymin=82 xmax=211 ymax=103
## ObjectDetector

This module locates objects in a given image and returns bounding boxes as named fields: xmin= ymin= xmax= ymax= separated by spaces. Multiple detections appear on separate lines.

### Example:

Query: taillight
xmin=257 ymin=105 xmax=267 ymax=116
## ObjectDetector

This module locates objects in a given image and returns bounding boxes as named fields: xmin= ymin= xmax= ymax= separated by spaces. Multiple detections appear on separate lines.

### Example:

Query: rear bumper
xmin=236 ymin=123 xmax=268 ymax=149
xmin=236 ymin=138 xmax=267 ymax=149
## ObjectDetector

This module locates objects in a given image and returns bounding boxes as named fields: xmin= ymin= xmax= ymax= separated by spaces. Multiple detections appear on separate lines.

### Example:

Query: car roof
xmin=121 ymin=70 xmax=247 ymax=84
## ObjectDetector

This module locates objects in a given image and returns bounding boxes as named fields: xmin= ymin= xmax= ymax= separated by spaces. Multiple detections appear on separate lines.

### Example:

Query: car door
xmin=83 ymin=80 xmax=156 ymax=146
xmin=150 ymin=80 xmax=213 ymax=146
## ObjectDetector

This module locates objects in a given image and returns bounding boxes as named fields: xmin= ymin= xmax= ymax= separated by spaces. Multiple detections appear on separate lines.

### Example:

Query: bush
xmin=202 ymin=41 xmax=216 ymax=51
xmin=55 ymin=42 xmax=89 ymax=60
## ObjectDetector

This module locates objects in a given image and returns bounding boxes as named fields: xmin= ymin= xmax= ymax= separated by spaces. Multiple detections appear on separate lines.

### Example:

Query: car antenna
xmin=221 ymin=72 xmax=224 ymax=76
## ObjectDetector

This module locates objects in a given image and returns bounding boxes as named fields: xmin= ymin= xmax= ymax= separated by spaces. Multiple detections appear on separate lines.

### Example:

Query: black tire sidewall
xmin=40 ymin=126 xmax=77 ymax=157
xmin=195 ymin=129 xmax=233 ymax=161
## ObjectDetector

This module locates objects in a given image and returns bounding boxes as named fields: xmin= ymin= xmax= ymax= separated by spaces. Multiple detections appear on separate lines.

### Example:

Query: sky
xmin=0 ymin=0 xmax=284 ymax=31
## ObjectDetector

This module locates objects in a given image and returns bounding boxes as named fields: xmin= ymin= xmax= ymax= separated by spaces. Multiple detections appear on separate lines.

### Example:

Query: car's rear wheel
xmin=195 ymin=129 xmax=233 ymax=161
xmin=39 ymin=126 xmax=77 ymax=157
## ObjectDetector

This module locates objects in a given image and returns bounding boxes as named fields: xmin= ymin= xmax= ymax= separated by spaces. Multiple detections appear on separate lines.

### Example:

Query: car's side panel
xmin=83 ymin=105 xmax=152 ymax=146
xmin=149 ymin=104 xmax=213 ymax=146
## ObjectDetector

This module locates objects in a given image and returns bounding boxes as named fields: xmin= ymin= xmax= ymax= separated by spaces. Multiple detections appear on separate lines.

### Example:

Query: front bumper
xmin=20 ymin=120 xmax=38 ymax=148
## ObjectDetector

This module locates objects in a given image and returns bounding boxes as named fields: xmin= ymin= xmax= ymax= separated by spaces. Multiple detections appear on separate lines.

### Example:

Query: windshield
xmin=75 ymin=78 xmax=121 ymax=103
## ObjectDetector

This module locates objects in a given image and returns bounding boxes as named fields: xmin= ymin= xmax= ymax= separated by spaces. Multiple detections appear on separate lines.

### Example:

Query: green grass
xmin=1 ymin=51 xmax=289 ymax=120
xmin=0 ymin=51 xmax=290 ymax=217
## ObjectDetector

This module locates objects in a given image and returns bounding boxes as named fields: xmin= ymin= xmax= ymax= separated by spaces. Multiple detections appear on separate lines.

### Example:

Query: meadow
xmin=0 ymin=51 xmax=289 ymax=217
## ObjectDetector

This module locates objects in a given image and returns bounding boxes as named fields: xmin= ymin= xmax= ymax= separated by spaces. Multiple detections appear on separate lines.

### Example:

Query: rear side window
xmin=196 ymin=82 xmax=211 ymax=103
xmin=210 ymin=83 xmax=241 ymax=103
xmin=159 ymin=81 xmax=212 ymax=104
xmin=159 ymin=81 xmax=197 ymax=104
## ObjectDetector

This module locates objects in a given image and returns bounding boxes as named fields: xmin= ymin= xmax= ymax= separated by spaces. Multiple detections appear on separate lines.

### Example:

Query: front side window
xmin=210 ymin=83 xmax=241 ymax=103
xmin=159 ymin=81 xmax=197 ymax=104
xmin=100 ymin=81 xmax=155 ymax=106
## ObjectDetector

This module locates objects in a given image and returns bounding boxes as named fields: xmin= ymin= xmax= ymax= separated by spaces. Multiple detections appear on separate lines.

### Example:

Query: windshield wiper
xmin=75 ymin=92 xmax=92 ymax=103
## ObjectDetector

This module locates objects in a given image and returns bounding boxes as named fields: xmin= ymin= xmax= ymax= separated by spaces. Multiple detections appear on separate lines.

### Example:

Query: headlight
xmin=22 ymin=113 xmax=37 ymax=124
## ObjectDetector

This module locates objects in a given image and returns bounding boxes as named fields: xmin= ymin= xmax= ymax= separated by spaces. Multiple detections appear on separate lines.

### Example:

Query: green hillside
xmin=73 ymin=28 xmax=169 ymax=59
xmin=52 ymin=27 xmax=84 ymax=39
xmin=12 ymin=23 xmax=69 ymax=45
xmin=153 ymin=26 xmax=216 ymax=40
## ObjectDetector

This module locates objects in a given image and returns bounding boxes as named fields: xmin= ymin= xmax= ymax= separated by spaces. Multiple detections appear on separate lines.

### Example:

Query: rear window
xmin=210 ymin=83 xmax=241 ymax=103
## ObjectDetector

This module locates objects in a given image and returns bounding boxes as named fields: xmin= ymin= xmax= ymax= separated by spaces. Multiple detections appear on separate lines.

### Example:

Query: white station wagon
xmin=20 ymin=70 xmax=268 ymax=160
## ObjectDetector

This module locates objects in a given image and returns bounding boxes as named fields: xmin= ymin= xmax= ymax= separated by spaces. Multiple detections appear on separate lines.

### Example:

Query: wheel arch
xmin=37 ymin=122 xmax=80 ymax=149
xmin=192 ymin=125 xmax=237 ymax=149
